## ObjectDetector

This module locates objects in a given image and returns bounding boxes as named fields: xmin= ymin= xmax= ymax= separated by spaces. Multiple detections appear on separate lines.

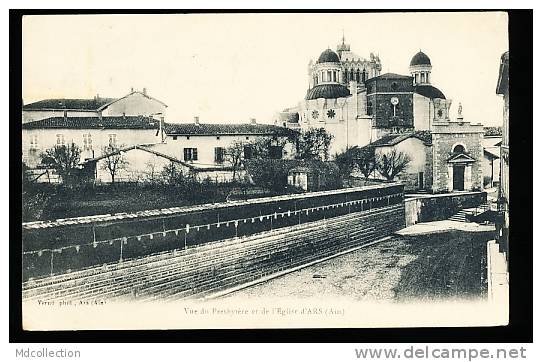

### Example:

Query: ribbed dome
xmin=317 ymin=49 xmax=340 ymax=64
xmin=410 ymin=51 xmax=431 ymax=66
xmin=414 ymin=85 xmax=445 ymax=99
xmin=305 ymin=84 xmax=350 ymax=100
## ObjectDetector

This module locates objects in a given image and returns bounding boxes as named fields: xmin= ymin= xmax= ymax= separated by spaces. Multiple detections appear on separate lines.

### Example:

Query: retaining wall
xmin=23 ymin=203 xmax=405 ymax=301
xmin=404 ymin=191 xmax=487 ymax=226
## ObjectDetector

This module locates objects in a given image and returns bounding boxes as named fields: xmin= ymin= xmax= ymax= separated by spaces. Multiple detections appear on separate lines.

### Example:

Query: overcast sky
xmin=22 ymin=12 xmax=508 ymax=126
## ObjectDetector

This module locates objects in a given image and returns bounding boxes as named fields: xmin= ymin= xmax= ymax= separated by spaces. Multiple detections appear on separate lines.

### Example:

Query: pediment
xmin=447 ymin=152 xmax=476 ymax=163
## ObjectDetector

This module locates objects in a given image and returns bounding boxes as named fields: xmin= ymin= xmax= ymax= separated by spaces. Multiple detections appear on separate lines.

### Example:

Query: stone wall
xmin=404 ymin=191 xmax=487 ymax=226
xmin=23 ymin=204 xmax=406 ymax=301
xmin=431 ymin=123 xmax=484 ymax=193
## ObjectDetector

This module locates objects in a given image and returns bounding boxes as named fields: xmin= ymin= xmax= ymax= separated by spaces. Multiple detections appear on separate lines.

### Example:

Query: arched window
xmin=362 ymin=69 xmax=367 ymax=82
xmin=350 ymin=69 xmax=354 ymax=81
xmin=356 ymin=69 xmax=360 ymax=82
xmin=453 ymin=144 xmax=465 ymax=153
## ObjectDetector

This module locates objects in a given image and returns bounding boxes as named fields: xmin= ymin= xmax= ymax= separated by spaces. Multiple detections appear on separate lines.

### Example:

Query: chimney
xmin=194 ymin=116 xmax=200 ymax=125
xmin=131 ymin=87 xmax=134 ymax=93
xmin=96 ymin=93 xmax=100 ymax=101
xmin=122 ymin=112 xmax=126 ymax=119
xmin=142 ymin=88 xmax=147 ymax=95
xmin=250 ymin=118 xmax=257 ymax=124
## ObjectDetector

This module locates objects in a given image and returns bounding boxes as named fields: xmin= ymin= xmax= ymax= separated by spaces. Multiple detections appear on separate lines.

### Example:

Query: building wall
xmin=431 ymin=123 xmax=484 ymax=193
xmin=22 ymin=110 xmax=99 ymax=124
xmin=500 ymin=91 xmax=509 ymax=205
xmin=94 ymin=148 xmax=190 ymax=183
xmin=375 ymin=137 xmax=430 ymax=191
xmin=101 ymin=92 xmax=166 ymax=117
xmin=156 ymin=134 xmax=296 ymax=167
xmin=482 ymin=152 xmax=501 ymax=187
xmin=413 ymin=93 xmax=434 ymax=130
xmin=22 ymin=128 xmax=160 ymax=167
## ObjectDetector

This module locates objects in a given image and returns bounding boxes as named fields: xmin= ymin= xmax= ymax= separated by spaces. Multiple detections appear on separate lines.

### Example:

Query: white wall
xmin=22 ymin=128 xmax=161 ymax=167
xmin=22 ymin=110 xmax=99 ymax=123
xmin=413 ymin=93 xmax=433 ymax=130
xmin=95 ymin=148 xmax=190 ymax=183
xmin=375 ymin=137 xmax=428 ymax=174
xmin=101 ymin=92 xmax=166 ymax=117
xmin=156 ymin=134 xmax=296 ymax=166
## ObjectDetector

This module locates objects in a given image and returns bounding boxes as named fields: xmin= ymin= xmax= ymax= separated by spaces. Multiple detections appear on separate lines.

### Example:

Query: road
xmin=221 ymin=226 xmax=492 ymax=303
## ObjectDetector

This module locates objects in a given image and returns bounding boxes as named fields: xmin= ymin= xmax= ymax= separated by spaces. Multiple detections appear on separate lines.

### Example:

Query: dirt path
xmin=222 ymin=228 xmax=493 ymax=303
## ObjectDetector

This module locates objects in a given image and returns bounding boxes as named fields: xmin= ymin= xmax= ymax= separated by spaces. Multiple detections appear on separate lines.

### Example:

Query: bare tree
xmin=225 ymin=140 xmax=246 ymax=182
xmin=355 ymin=146 xmax=376 ymax=179
xmin=41 ymin=142 xmax=81 ymax=185
xmin=375 ymin=149 xmax=411 ymax=181
xmin=100 ymin=145 xmax=129 ymax=184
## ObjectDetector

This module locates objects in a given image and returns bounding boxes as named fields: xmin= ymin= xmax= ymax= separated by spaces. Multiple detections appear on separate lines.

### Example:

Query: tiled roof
xmin=368 ymin=131 xmax=432 ymax=147
xmin=21 ymin=116 xmax=160 ymax=130
xmin=164 ymin=122 xmax=296 ymax=136
xmin=23 ymin=98 xmax=115 ymax=111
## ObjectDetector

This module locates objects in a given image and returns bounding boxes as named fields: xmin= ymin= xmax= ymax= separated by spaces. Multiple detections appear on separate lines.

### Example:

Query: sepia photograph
xmin=18 ymin=11 xmax=512 ymax=331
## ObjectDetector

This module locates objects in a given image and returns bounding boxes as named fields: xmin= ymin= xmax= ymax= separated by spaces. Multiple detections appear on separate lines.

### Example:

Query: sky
xmin=22 ymin=12 xmax=508 ymax=126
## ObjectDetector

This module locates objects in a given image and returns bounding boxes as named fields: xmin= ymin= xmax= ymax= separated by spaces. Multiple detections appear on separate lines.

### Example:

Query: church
xmin=275 ymin=36 xmax=484 ymax=193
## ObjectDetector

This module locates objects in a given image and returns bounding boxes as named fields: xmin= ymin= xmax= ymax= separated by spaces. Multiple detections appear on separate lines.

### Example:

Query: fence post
xmin=50 ymin=250 xmax=54 ymax=277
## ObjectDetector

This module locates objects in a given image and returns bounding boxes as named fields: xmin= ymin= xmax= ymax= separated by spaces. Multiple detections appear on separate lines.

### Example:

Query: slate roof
xmin=414 ymin=85 xmax=446 ymax=99
xmin=410 ymin=51 xmax=431 ymax=66
xmin=23 ymin=98 xmax=116 ymax=111
xmin=21 ymin=116 xmax=160 ymax=130
xmin=368 ymin=131 xmax=432 ymax=148
xmin=164 ymin=122 xmax=296 ymax=136
xmin=317 ymin=49 xmax=341 ymax=64
xmin=305 ymin=84 xmax=351 ymax=100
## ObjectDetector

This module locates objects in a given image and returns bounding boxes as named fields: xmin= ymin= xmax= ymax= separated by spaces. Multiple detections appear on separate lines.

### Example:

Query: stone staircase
xmin=448 ymin=204 xmax=490 ymax=222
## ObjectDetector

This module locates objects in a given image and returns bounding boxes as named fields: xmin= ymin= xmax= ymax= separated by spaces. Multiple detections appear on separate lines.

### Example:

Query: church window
xmin=356 ymin=69 xmax=360 ymax=82
xmin=415 ymin=74 xmax=419 ymax=84
xmin=350 ymin=69 xmax=354 ymax=81
xmin=437 ymin=109 xmax=443 ymax=118
xmin=327 ymin=109 xmax=336 ymax=119
xmin=332 ymin=71 xmax=336 ymax=82
xmin=453 ymin=145 xmax=465 ymax=153
xmin=327 ymin=71 xmax=332 ymax=82
xmin=362 ymin=69 xmax=367 ymax=82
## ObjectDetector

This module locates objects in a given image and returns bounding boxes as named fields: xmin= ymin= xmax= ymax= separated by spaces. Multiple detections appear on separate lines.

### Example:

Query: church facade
xmin=275 ymin=37 xmax=484 ymax=193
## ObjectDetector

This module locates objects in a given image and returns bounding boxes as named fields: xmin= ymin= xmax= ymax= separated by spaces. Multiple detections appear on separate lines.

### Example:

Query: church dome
xmin=414 ymin=85 xmax=445 ymax=99
xmin=305 ymin=84 xmax=351 ymax=100
xmin=317 ymin=49 xmax=341 ymax=64
xmin=410 ymin=51 xmax=431 ymax=66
